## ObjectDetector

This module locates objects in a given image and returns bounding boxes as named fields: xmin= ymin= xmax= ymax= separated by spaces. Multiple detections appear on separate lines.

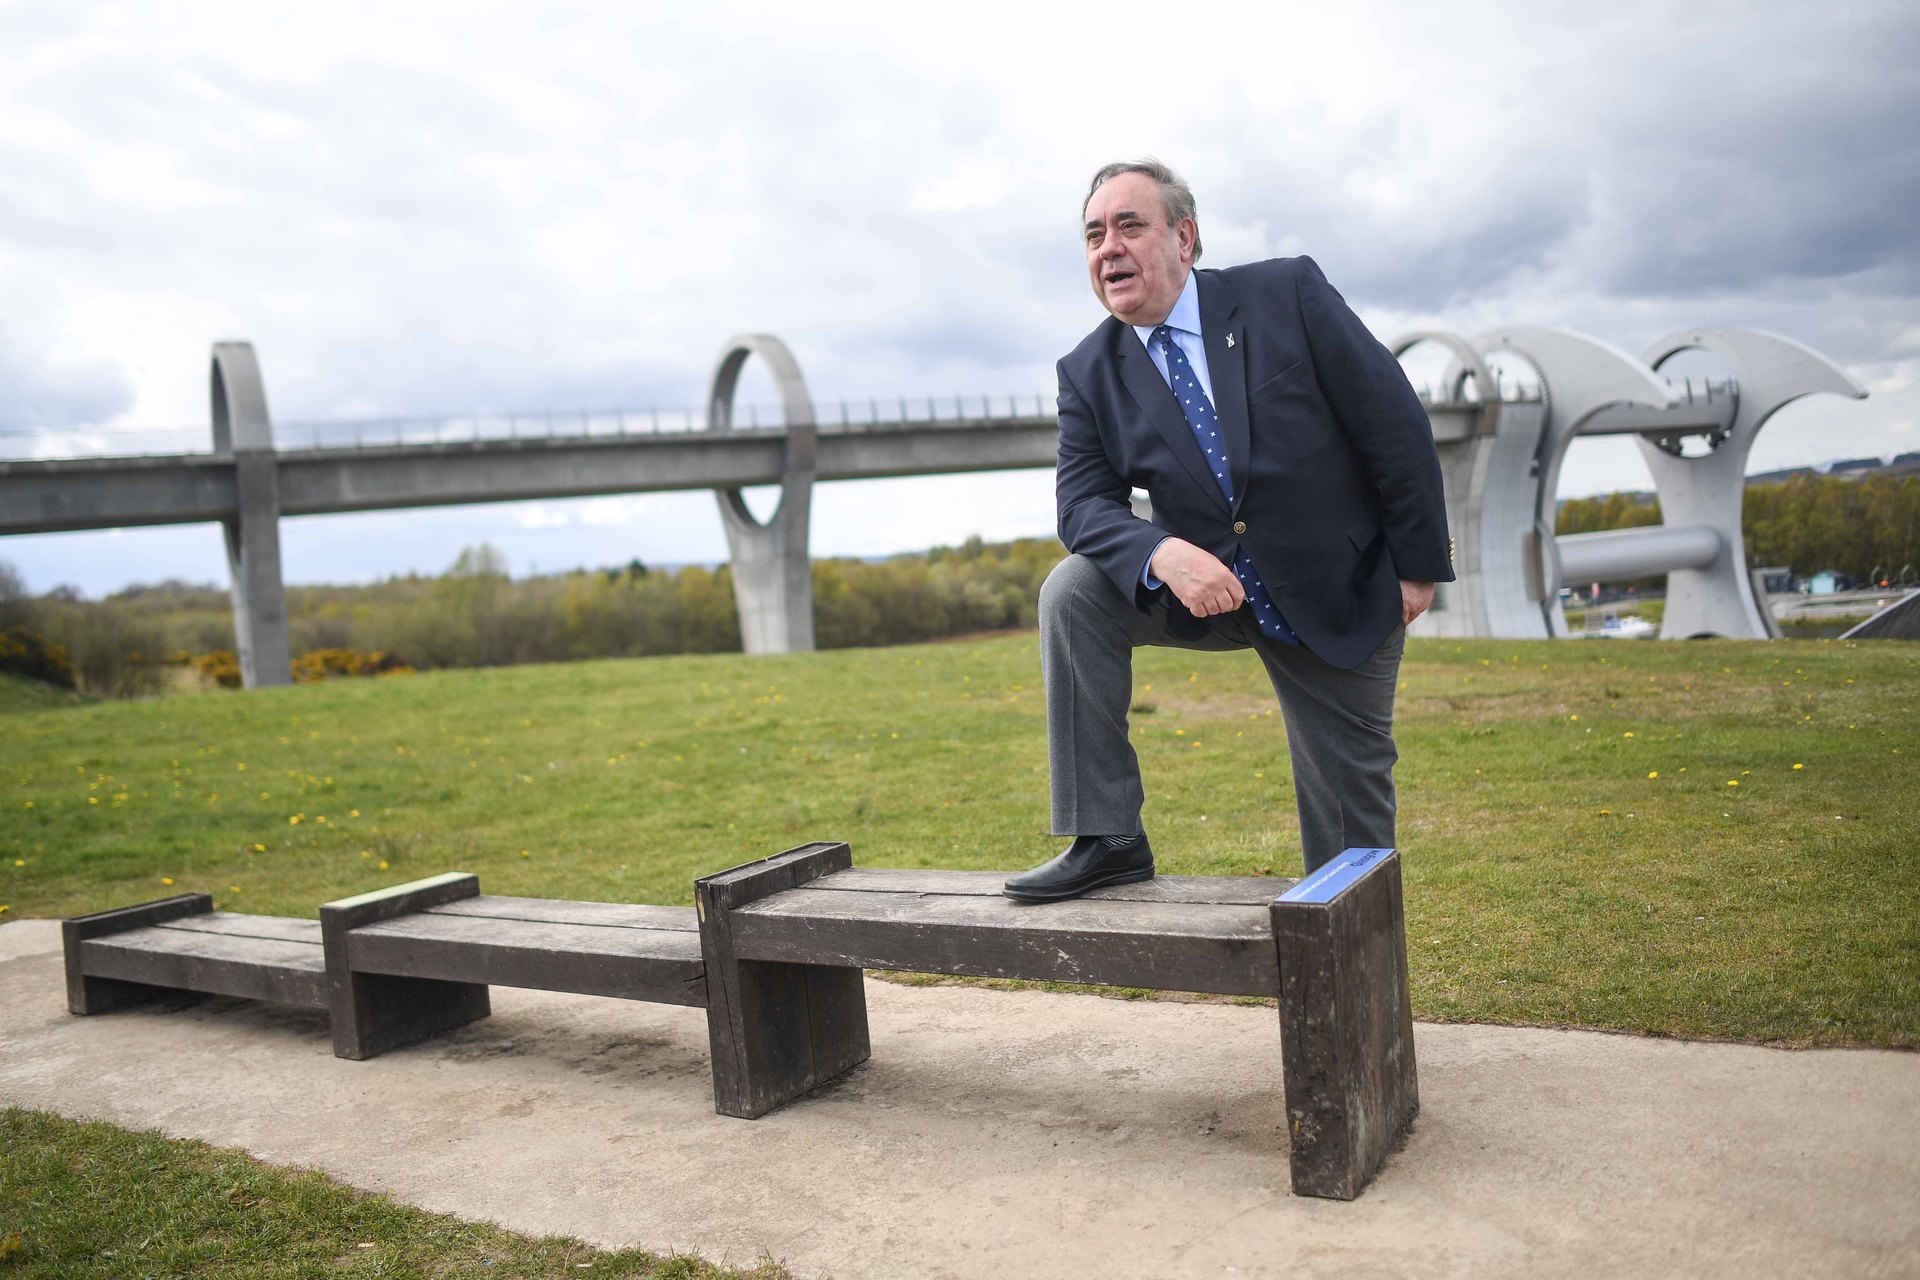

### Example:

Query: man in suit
xmin=1003 ymin=159 xmax=1453 ymax=903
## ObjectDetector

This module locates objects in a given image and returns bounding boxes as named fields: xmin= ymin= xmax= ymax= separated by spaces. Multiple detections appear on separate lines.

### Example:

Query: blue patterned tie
xmin=1154 ymin=325 xmax=1297 ymax=644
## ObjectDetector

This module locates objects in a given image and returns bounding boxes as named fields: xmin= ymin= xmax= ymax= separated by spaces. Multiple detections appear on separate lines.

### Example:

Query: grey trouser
xmin=1039 ymin=553 xmax=1404 ymax=874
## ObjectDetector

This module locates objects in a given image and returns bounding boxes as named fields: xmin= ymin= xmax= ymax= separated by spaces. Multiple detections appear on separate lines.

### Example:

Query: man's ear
xmin=1177 ymin=218 xmax=1198 ymax=263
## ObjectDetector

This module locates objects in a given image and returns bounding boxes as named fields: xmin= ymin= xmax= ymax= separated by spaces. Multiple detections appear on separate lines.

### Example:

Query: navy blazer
xmin=1055 ymin=255 xmax=1453 ymax=670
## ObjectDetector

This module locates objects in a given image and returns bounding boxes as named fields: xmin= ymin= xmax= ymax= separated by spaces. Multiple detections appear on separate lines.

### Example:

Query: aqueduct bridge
xmin=0 ymin=327 xmax=1866 ymax=686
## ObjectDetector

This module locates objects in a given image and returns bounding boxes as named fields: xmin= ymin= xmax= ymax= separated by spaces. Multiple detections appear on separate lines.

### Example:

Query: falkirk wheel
xmin=1393 ymin=326 xmax=1867 ymax=641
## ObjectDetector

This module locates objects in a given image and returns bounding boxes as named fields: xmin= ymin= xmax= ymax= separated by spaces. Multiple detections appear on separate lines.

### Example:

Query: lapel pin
xmin=1225 ymin=332 xmax=1235 ymax=348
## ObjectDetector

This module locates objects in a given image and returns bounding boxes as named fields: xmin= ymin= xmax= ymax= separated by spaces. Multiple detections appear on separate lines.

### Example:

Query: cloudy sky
xmin=4 ymin=0 xmax=1916 ymax=595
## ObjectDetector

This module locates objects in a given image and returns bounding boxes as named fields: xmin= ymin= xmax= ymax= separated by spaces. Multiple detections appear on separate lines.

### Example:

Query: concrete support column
xmin=1637 ymin=330 xmax=1865 ymax=639
xmin=211 ymin=342 xmax=291 ymax=688
xmin=708 ymin=335 xmax=817 ymax=654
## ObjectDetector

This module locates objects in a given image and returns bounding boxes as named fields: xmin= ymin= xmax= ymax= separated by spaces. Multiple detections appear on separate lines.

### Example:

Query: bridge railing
xmin=2 ymin=376 xmax=1574 ymax=464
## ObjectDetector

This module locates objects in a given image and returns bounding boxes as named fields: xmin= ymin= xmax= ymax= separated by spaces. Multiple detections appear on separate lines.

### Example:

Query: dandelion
xmin=253 ymin=844 xmax=266 ymax=852
xmin=12 ymin=859 xmax=22 ymax=867
xmin=1254 ymin=770 xmax=1265 ymax=778
xmin=1726 ymin=780 xmax=1739 ymax=787
xmin=1623 ymin=732 xmax=1635 ymax=739
xmin=360 ymin=850 xmax=372 ymax=859
xmin=1648 ymin=771 xmax=1659 ymax=779
xmin=1568 ymin=714 xmax=1579 ymax=722
xmin=88 ymin=796 xmax=98 ymax=805
xmin=1793 ymin=763 xmax=1803 ymax=770
xmin=378 ymin=860 xmax=389 ymax=870
xmin=229 ymin=886 xmax=240 ymax=894
xmin=1175 ymin=729 xmax=1186 ymax=736
xmin=288 ymin=815 xmax=303 ymax=825
xmin=520 ymin=850 xmax=531 ymax=858
xmin=161 ymin=877 xmax=175 ymax=886
xmin=348 ymin=810 xmax=359 ymax=818
xmin=0 ymin=905 xmax=8 ymax=915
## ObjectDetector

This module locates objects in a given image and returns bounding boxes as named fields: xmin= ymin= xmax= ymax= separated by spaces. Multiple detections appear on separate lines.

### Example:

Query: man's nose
xmin=1096 ymin=232 xmax=1127 ymax=260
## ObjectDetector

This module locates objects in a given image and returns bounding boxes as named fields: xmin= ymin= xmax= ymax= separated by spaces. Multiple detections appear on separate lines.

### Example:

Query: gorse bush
xmin=0 ymin=627 xmax=76 ymax=689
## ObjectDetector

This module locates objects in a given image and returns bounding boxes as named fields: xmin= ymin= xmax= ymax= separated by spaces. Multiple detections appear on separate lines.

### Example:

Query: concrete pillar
xmin=1475 ymin=327 xmax=1676 ymax=637
xmin=708 ymin=335 xmax=816 ymax=654
xmin=1393 ymin=332 xmax=1551 ymax=640
xmin=1636 ymin=330 xmax=1865 ymax=639
xmin=211 ymin=342 xmax=291 ymax=688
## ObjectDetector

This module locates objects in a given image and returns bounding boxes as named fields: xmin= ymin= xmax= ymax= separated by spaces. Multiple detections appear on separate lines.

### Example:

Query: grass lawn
xmin=2 ymin=632 xmax=1915 ymax=1046
xmin=0 ymin=1108 xmax=785 ymax=1278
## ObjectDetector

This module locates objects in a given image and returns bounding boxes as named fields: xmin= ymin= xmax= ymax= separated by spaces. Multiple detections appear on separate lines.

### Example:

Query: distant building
xmin=1826 ymin=456 xmax=1884 ymax=478
xmin=1808 ymin=570 xmax=1850 ymax=595
xmin=1754 ymin=565 xmax=1796 ymax=593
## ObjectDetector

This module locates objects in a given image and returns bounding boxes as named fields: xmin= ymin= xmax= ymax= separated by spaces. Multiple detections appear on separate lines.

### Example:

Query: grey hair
xmin=1082 ymin=158 xmax=1202 ymax=263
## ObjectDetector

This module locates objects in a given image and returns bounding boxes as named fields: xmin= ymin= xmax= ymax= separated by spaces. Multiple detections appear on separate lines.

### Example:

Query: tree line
xmin=1557 ymin=473 xmax=1919 ymax=583
xmin=5 ymin=471 xmax=1912 ymax=699
xmin=0 ymin=537 xmax=1066 ymax=697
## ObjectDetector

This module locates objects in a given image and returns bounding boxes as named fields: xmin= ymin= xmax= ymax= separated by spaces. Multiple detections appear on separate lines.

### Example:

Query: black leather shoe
xmin=1002 ymin=832 xmax=1155 ymax=903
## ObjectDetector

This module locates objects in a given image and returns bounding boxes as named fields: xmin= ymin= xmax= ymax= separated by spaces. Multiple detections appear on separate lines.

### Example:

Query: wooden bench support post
xmin=62 ymin=893 xmax=214 ymax=1015
xmin=320 ymin=872 xmax=491 ymax=1060
xmin=697 ymin=843 xmax=871 ymax=1118
xmin=1272 ymin=847 xmax=1419 ymax=1200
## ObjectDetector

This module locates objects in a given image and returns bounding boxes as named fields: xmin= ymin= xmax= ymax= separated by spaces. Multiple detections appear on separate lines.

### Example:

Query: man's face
xmin=1083 ymin=171 xmax=1195 ymax=327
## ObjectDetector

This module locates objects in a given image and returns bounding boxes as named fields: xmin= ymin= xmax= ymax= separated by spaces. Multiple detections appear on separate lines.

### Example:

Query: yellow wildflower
xmin=1726 ymin=780 xmax=1739 ymax=787
xmin=1793 ymin=763 xmax=1804 ymax=770
xmin=378 ymin=860 xmax=390 ymax=870
xmin=161 ymin=877 xmax=175 ymax=886
xmin=1648 ymin=771 xmax=1659 ymax=779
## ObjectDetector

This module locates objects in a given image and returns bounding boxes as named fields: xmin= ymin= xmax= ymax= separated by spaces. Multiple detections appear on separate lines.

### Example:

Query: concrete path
xmin=3 ymin=918 xmax=1916 ymax=1279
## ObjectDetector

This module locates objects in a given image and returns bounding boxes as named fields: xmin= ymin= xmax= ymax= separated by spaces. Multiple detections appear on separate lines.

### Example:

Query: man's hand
xmin=1400 ymin=580 xmax=1435 ymax=625
xmin=1151 ymin=538 xmax=1246 ymax=617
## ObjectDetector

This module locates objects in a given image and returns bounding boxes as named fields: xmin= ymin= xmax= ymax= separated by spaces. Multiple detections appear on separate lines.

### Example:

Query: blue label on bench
xmin=1277 ymin=848 xmax=1394 ymax=906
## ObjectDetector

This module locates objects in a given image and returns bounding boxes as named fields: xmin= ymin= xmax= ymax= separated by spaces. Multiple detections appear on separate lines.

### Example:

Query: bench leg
xmin=1272 ymin=848 xmax=1419 ymax=1200
xmin=320 ymin=872 xmax=491 ymax=1060
xmin=697 ymin=843 xmax=871 ymax=1118
xmin=328 ymin=971 xmax=491 ymax=1061
xmin=62 ymin=893 xmax=214 ymax=1016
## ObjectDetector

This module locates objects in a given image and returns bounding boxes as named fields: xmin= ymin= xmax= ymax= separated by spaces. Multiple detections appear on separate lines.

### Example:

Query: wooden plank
xmin=696 ymin=843 xmax=871 ymax=1119
xmin=1273 ymin=847 xmax=1418 ymax=1201
xmin=731 ymin=889 xmax=1278 ymax=996
xmin=424 ymin=896 xmax=696 ymax=933
xmin=319 ymin=872 xmax=489 ymax=1060
xmin=62 ymin=893 xmax=213 ymax=1015
xmin=808 ymin=868 xmax=1298 ymax=905
xmin=345 ymin=914 xmax=706 ymax=1006
xmin=151 ymin=913 xmax=322 ymax=945
xmin=81 ymin=927 xmax=328 ymax=1009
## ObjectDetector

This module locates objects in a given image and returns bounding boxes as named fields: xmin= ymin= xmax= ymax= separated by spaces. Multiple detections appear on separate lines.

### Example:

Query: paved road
xmin=3 ymin=918 xmax=1915 ymax=1279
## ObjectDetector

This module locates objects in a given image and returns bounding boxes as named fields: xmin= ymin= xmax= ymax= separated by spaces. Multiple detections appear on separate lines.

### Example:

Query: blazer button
xmin=1233 ymin=520 xmax=1247 ymax=535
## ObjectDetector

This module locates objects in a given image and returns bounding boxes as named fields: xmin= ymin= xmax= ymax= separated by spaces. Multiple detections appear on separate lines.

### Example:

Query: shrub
xmin=0 ymin=626 xmax=77 ymax=688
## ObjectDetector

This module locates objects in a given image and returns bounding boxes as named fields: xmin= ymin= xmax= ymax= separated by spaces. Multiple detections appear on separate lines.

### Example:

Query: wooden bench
xmin=64 ymin=893 xmax=329 ymax=1015
xmin=697 ymin=841 xmax=1418 ymax=1200
xmin=64 ymin=874 xmax=708 ymax=1064
xmin=320 ymin=871 xmax=706 ymax=1059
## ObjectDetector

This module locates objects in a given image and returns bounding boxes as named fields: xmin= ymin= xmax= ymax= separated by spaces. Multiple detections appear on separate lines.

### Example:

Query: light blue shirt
xmin=1136 ymin=271 xmax=1212 ymax=589
xmin=1132 ymin=270 xmax=1214 ymax=405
